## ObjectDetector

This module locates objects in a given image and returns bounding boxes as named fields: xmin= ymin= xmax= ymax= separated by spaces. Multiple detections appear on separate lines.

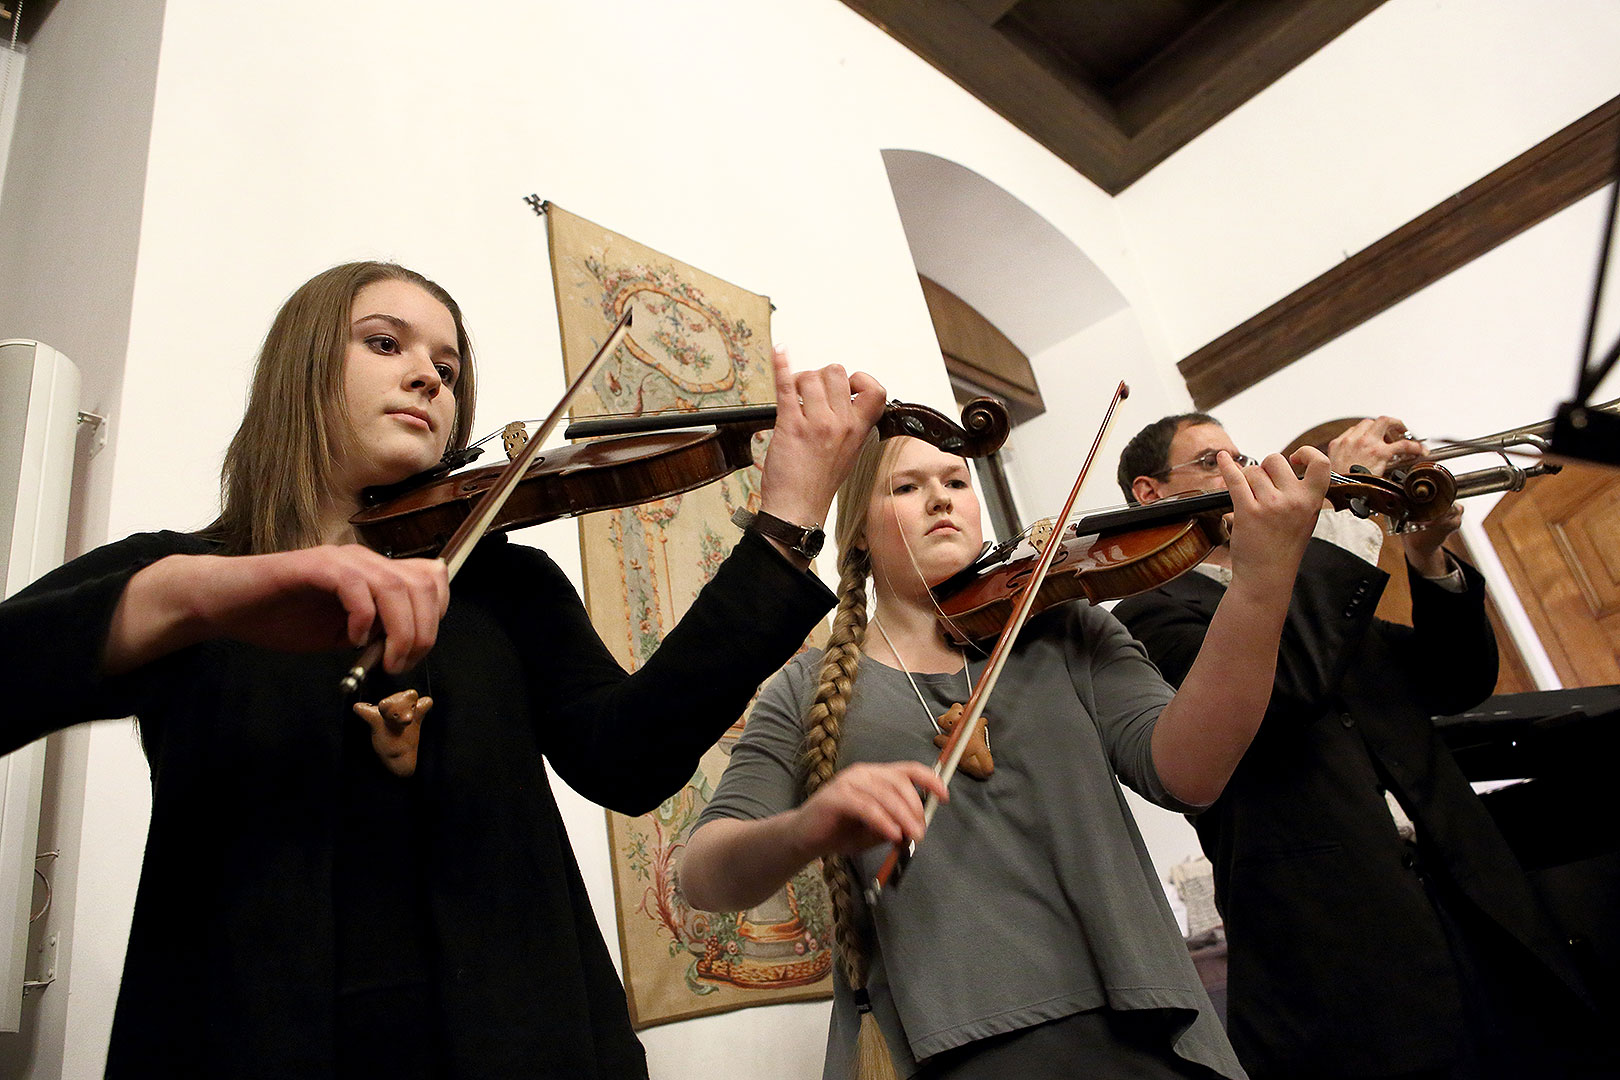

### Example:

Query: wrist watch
xmin=731 ymin=507 xmax=825 ymax=560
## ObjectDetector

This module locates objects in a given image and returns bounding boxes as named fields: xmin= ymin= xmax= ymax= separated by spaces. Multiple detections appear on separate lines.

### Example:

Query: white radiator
xmin=0 ymin=339 xmax=80 ymax=1033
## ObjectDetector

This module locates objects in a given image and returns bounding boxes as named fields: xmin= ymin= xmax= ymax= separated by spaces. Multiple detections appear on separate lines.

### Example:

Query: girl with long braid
xmin=681 ymin=426 xmax=1331 ymax=1080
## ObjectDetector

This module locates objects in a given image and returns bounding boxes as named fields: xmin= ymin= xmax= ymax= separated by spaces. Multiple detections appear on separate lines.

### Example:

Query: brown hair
xmin=199 ymin=262 xmax=477 ymax=554
xmin=800 ymin=430 xmax=908 ymax=1080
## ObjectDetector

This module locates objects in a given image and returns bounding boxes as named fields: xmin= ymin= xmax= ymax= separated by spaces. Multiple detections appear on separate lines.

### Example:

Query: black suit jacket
xmin=1115 ymin=540 xmax=1593 ymax=1078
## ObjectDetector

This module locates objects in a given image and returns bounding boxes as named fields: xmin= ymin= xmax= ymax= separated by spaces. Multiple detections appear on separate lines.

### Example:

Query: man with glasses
xmin=1110 ymin=412 xmax=1605 ymax=1080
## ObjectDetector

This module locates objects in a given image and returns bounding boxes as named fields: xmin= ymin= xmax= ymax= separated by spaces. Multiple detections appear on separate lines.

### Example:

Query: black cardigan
xmin=1115 ymin=540 xmax=1594 ymax=1078
xmin=1 ymin=529 xmax=833 ymax=1078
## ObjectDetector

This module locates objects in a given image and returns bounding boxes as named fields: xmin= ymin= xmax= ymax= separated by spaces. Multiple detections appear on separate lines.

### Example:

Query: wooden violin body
xmin=353 ymin=427 xmax=758 ymax=557
xmin=933 ymin=462 xmax=1456 ymax=646
xmin=352 ymin=397 xmax=1011 ymax=558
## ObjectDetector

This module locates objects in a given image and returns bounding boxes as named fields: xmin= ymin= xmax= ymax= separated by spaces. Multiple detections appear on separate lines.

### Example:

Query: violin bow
xmin=339 ymin=308 xmax=634 ymax=694
xmin=865 ymin=380 xmax=1130 ymax=905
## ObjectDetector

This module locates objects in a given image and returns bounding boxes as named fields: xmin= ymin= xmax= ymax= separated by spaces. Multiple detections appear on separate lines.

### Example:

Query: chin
xmin=367 ymin=451 xmax=441 ymax=488
xmin=922 ymin=551 xmax=976 ymax=587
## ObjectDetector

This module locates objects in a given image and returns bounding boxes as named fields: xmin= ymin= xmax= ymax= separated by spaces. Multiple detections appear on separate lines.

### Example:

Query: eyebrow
xmin=353 ymin=312 xmax=462 ymax=362
xmin=888 ymin=464 xmax=969 ymax=483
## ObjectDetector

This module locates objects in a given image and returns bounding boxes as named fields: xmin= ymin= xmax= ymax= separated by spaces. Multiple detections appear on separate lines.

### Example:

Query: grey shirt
xmin=695 ymin=600 xmax=1244 ymax=1079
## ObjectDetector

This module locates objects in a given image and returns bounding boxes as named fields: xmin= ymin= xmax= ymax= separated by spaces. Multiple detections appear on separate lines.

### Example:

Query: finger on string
xmin=771 ymin=346 xmax=796 ymax=419
xmin=848 ymin=371 xmax=887 ymax=422
xmin=1296 ymin=446 xmax=1333 ymax=496
xmin=1255 ymin=451 xmax=1305 ymax=500
xmin=1286 ymin=445 xmax=1318 ymax=473
xmin=797 ymin=363 xmax=842 ymax=420
xmin=1219 ymin=451 xmax=1262 ymax=514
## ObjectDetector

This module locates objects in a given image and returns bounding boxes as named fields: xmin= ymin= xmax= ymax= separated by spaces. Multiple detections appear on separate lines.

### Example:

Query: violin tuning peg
xmin=1349 ymin=497 xmax=1373 ymax=519
xmin=1349 ymin=464 xmax=1372 ymax=475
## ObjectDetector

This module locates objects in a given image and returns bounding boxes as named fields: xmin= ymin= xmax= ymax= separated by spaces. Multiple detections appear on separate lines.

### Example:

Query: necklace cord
xmin=871 ymin=617 xmax=972 ymax=737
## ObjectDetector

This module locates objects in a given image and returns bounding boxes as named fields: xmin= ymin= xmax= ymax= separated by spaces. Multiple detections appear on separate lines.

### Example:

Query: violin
xmin=930 ymin=461 xmax=1458 ymax=646
xmin=351 ymin=397 xmax=1011 ymax=558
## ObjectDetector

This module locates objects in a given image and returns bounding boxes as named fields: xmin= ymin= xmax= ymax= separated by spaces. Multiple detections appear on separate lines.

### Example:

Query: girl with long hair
xmin=680 ymin=429 xmax=1331 ymax=1079
xmin=0 ymin=261 xmax=883 ymax=1078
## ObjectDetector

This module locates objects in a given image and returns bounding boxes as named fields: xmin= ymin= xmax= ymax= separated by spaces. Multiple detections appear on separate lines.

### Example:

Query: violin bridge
xmin=1028 ymin=517 xmax=1056 ymax=554
xmin=501 ymin=421 xmax=529 ymax=462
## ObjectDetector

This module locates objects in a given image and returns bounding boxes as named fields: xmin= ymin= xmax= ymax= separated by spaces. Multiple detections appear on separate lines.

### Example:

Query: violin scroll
xmin=1388 ymin=462 xmax=1456 ymax=523
xmin=874 ymin=397 xmax=1010 ymax=459
xmin=1325 ymin=462 xmax=1456 ymax=527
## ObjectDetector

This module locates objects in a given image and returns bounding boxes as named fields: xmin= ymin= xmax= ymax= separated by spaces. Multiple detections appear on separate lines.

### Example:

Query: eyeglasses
xmin=1160 ymin=450 xmax=1254 ymax=475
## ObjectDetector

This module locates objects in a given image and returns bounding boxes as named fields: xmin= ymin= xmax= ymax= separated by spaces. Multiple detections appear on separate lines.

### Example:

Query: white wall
xmin=2 ymin=0 xmax=1618 ymax=1077
xmin=0 ymin=0 xmax=166 ymax=1075
xmin=1118 ymin=0 xmax=1620 ymax=362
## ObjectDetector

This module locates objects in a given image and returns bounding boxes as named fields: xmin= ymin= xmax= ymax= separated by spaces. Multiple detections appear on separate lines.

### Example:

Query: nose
xmin=927 ymin=480 xmax=953 ymax=512
xmin=404 ymin=350 xmax=442 ymax=399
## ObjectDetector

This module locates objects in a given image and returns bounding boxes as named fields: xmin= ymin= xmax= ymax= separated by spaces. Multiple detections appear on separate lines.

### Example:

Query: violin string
xmin=564 ymin=402 xmax=766 ymax=423
xmin=457 ymin=420 xmax=543 ymax=452
xmin=471 ymin=399 xmax=775 ymax=449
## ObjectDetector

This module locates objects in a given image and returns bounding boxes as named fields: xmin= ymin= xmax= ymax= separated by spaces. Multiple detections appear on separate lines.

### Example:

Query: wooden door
xmin=1482 ymin=460 xmax=1620 ymax=687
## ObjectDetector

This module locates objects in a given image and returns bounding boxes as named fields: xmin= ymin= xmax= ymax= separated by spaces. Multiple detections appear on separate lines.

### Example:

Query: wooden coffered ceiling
xmin=840 ymin=0 xmax=1386 ymax=194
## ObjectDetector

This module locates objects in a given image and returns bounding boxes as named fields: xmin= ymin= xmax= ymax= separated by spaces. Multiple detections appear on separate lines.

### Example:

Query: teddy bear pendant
xmin=353 ymin=688 xmax=433 ymax=778
xmin=932 ymin=702 xmax=994 ymax=781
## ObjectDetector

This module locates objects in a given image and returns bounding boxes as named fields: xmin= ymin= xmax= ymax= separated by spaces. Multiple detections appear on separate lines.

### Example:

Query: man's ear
xmin=1131 ymin=476 xmax=1163 ymax=504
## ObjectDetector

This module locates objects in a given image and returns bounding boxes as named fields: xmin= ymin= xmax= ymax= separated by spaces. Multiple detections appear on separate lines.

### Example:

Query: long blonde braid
xmin=801 ymin=431 xmax=902 ymax=1080
xmin=803 ymin=544 xmax=873 ymax=988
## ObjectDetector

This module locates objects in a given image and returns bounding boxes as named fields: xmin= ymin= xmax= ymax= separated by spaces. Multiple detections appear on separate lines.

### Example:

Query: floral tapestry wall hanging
xmin=544 ymin=202 xmax=833 ymax=1029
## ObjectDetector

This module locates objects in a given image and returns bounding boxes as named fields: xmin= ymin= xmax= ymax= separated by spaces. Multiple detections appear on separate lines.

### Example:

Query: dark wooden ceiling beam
xmin=842 ymin=0 xmax=1132 ymax=192
xmin=1178 ymin=96 xmax=1620 ymax=408
xmin=1118 ymin=0 xmax=1386 ymax=157
xmin=839 ymin=0 xmax=1385 ymax=194
xmin=957 ymin=0 xmax=1022 ymax=24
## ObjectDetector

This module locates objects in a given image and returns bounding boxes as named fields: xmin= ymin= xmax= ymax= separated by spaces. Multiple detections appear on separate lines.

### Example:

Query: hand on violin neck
xmin=1223 ymin=446 xmax=1332 ymax=598
xmin=1327 ymin=415 xmax=1424 ymax=477
xmin=756 ymin=347 xmax=887 ymax=540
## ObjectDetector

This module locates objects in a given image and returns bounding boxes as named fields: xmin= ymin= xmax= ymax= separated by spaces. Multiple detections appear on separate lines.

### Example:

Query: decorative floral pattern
xmin=549 ymin=205 xmax=832 ymax=1029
